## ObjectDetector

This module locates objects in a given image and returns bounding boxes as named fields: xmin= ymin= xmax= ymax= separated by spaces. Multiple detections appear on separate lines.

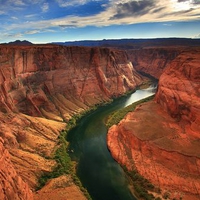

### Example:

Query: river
xmin=67 ymin=85 xmax=156 ymax=200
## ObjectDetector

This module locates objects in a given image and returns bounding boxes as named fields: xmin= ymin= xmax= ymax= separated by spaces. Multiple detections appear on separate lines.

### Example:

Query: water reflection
xmin=124 ymin=84 xmax=157 ymax=107
xmin=68 ymin=85 xmax=156 ymax=200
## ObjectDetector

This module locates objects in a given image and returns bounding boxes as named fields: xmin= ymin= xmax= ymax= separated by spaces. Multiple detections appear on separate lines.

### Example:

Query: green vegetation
xmin=36 ymin=130 xmax=72 ymax=188
xmin=106 ymin=93 xmax=160 ymax=200
xmin=106 ymin=95 xmax=155 ymax=128
xmin=123 ymin=167 xmax=161 ymax=200
xmin=36 ymin=88 xmax=154 ymax=200
xmin=36 ymin=99 xmax=113 ymax=196
xmin=36 ymin=115 xmax=92 ymax=200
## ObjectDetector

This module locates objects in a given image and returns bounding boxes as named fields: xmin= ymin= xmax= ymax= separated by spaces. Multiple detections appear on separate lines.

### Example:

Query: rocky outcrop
xmin=0 ymin=45 xmax=143 ymax=118
xmin=0 ymin=44 xmax=144 ymax=199
xmin=108 ymin=101 xmax=200 ymax=199
xmin=108 ymin=47 xmax=200 ymax=199
xmin=127 ymin=48 xmax=180 ymax=79
xmin=155 ymin=48 xmax=200 ymax=138
xmin=34 ymin=175 xmax=87 ymax=200
xmin=3 ymin=43 xmax=199 ymax=199
xmin=0 ymin=138 xmax=33 ymax=200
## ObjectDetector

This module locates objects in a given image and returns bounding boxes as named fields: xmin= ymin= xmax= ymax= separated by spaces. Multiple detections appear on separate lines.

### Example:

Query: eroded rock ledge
xmin=0 ymin=44 xmax=144 ymax=199
xmin=0 ymin=137 xmax=33 ymax=200
xmin=107 ymin=47 xmax=200 ymax=200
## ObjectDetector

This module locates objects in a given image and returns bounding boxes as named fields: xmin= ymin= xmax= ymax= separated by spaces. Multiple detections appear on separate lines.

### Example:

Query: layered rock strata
xmin=127 ymin=48 xmax=181 ymax=79
xmin=108 ymin=47 xmax=200 ymax=200
xmin=0 ymin=138 xmax=33 ymax=200
xmin=0 ymin=45 xmax=143 ymax=118
xmin=155 ymin=48 xmax=200 ymax=138
xmin=34 ymin=175 xmax=87 ymax=200
xmin=0 ymin=45 xmax=144 ymax=199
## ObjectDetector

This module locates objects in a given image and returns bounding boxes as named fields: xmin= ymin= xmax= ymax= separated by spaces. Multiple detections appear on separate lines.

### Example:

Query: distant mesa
xmin=6 ymin=40 xmax=33 ymax=45
xmin=3 ymin=38 xmax=200 ymax=48
xmin=53 ymin=38 xmax=200 ymax=48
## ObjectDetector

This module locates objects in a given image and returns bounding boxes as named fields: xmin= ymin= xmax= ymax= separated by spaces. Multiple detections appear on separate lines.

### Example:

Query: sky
xmin=0 ymin=0 xmax=200 ymax=43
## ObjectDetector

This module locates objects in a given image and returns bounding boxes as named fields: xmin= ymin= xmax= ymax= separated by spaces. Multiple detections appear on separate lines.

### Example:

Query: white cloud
xmin=56 ymin=0 xmax=90 ymax=7
xmin=25 ymin=14 xmax=38 ymax=18
xmin=48 ymin=0 xmax=200 ymax=28
xmin=0 ymin=0 xmax=24 ymax=14
xmin=14 ymin=0 xmax=26 ymax=6
xmin=3 ymin=0 xmax=200 ymax=32
xmin=31 ymin=0 xmax=45 ymax=4
xmin=25 ymin=30 xmax=40 ymax=34
xmin=56 ymin=0 xmax=105 ymax=8
xmin=163 ymin=23 xmax=172 ymax=26
xmin=0 ymin=11 xmax=5 ymax=15
xmin=11 ymin=16 xmax=18 ymax=20
xmin=9 ymin=33 xmax=23 ymax=38
xmin=1 ymin=0 xmax=200 ymax=41
xmin=41 ymin=2 xmax=49 ymax=12
xmin=193 ymin=33 xmax=200 ymax=38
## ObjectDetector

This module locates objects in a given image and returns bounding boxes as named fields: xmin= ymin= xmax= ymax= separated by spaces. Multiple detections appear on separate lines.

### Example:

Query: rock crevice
xmin=108 ymin=47 xmax=200 ymax=200
xmin=0 ymin=44 xmax=144 ymax=199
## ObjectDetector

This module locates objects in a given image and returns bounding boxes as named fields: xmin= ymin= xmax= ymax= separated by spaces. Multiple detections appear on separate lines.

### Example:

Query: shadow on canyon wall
xmin=0 ymin=39 xmax=199 ymax=200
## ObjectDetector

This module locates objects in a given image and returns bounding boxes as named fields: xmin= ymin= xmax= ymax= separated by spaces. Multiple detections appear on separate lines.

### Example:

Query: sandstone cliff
xmin=0 ymin=44 xmax=144 ymax=199
xmin=108 ymin=47 xmax=200 ymax=200
xmin=127 ymin=48 xmax=180 ymax=79
xmin=0 ymin=137 xmax=33 ymax=200
xmin=155 ymin=48 xmax=200 ymax=138
xmin=0 ymin=45 xmax=143 ymax=118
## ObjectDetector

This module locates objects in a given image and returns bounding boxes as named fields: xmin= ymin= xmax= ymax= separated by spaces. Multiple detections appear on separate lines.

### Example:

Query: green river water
xmin=67 ymin=86 xmax=156 ymax=200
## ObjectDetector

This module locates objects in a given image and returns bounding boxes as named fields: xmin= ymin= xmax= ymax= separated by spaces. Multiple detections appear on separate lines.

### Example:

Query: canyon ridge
xmin=0 ymin=42 xmax=199 ymax=200
xmin=108 ymin=46 xmax=200 ymax=200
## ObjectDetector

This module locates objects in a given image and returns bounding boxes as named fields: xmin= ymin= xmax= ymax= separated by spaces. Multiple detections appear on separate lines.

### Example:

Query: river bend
xmin=67 ymin=85 xmax=156 ymax=200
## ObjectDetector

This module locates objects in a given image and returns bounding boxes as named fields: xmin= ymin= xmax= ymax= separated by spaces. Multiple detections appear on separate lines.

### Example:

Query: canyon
xmin=108 ymin=47 xmax=200 ymax=199
xmin=0 ymin=44 xmax=143 ymax=200
xmin=0 ymin=43 xmax=199 ymax=200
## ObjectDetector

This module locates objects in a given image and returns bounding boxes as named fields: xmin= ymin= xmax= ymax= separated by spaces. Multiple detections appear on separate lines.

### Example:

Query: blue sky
xmin=0 ymin=0 xmax=200 ymax=43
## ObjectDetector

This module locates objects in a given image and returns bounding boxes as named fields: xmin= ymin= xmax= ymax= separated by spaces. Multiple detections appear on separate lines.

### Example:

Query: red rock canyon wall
xmin=128 ymin=48 xmax=180 ymax=79
xmin=0 ymin=44 xmax=144 ymax=199
xmin=108 ymin=47 xmax=200 ymax=200
xmin=155 ymin=49 xmax=200 ymax=138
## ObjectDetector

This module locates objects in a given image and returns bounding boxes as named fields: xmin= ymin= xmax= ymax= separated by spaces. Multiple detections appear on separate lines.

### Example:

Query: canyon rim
xmin=0 ymin=41 xmax=199 ymax=200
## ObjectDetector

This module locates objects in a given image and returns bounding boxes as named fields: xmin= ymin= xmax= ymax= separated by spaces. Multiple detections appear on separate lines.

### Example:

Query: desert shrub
xmin=155 ymin=197 xmax=162 ymax=200
xmin=36 ymin=113 xmax=93 ymax=199
xmin=163 ymin=192 xmax=170 ymax=199
xmin=123 ymin=167 xmax=157 ymax=200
